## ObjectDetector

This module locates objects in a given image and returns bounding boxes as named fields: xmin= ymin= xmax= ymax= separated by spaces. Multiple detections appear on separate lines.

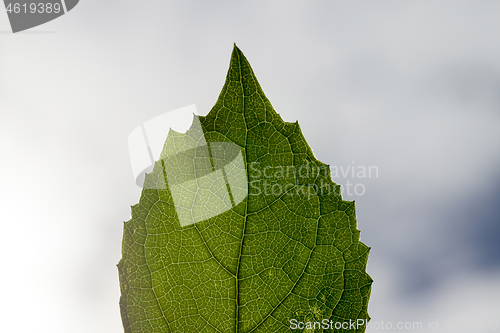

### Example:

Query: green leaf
xmin=118 ymin=45 xmax=372 ymax=333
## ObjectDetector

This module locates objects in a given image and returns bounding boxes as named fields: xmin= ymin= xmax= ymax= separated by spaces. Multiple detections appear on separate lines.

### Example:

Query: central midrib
xmin=235 ymin=47 xmax=247 ymax=333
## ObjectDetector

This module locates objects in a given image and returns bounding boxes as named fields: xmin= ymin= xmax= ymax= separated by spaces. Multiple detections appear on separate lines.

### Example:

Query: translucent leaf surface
xmin=118 ymin=45 xmax=372 ymax=333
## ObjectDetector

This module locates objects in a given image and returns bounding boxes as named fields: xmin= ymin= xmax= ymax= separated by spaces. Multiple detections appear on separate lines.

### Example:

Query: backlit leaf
xmin=118 ymin=45 xmax=372 ymax=333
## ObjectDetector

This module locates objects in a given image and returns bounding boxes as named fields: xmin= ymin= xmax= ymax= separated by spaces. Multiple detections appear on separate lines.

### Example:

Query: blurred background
xmin=1 ymin=1 xmax=499 ymax=332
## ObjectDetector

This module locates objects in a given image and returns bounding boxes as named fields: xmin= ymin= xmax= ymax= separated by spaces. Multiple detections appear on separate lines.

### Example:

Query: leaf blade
xmin=119 ymin=45 xmax=372 ymax=333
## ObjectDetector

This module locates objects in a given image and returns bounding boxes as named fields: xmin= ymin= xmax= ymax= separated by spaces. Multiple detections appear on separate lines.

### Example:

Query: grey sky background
xmin=1 ymin=1 xmax=500 ymax=332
